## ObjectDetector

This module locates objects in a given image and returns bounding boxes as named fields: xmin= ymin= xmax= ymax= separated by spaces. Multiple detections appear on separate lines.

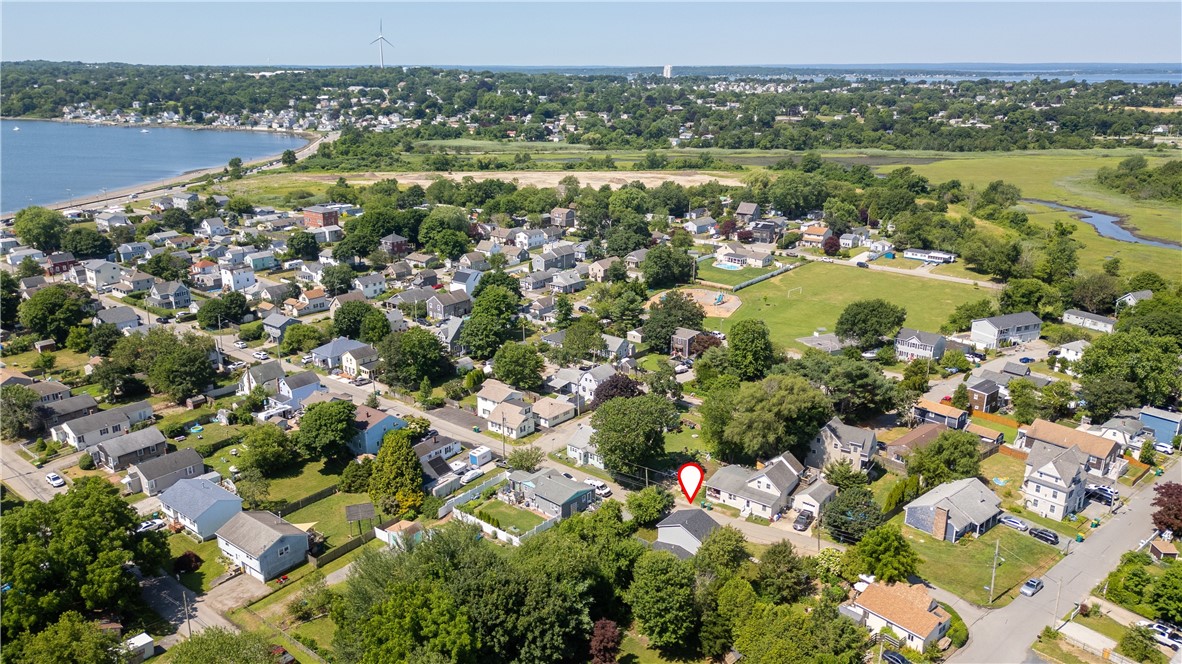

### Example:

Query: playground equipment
xmin=714 ymin=293 xmax=725 ymax=305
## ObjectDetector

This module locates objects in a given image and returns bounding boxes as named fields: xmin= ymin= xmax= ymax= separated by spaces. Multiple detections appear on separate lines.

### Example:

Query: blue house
xmin=349 ymin=404 xmax=407 ymax=456
xmin=1141 ymin=407 xmax=1182 ymax=445
xmin=914 ymin=399 xmax=969 ymax=430
xmin=159 ymin=478 xmax=243 ymax=541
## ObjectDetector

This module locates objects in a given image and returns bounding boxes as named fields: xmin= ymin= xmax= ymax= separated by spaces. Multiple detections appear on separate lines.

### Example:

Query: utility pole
xmin=500 ymin=413 xmax=507 ymax=460
xmin=989 ymin=539 xmax=1000 ymax=605
xmin=1054 ymin=579 xmax=1062 ymax=627
xmin=177 ymin=576 xmax=192 ymax=638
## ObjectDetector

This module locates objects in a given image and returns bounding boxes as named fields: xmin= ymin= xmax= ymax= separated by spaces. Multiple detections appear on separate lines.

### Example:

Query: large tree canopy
xmin=835 ymin=299 xmax=907 ymax=348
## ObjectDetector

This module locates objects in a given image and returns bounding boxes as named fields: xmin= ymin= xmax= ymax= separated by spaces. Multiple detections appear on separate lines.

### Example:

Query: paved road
xmin=140 ymin=574 xmax=239 ymax=648
xmin=951 ymin=463 xmax=1176 ymax=663
xmin=1 ymin=444 xmax=85 ymax=501
xmin=924 ymin=340 xmax=1053 ymax=403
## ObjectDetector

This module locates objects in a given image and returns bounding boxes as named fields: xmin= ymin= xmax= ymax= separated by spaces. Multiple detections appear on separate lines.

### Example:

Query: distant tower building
xmin=663 ymin=64 xmax=672 ymax=79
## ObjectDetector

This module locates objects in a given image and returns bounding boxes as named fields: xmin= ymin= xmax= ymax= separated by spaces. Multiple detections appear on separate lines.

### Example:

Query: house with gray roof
xmin=352 ymin=273 xmax=387 ymax=299
xmin=508 ymin=468 xmax=595 ymax=519
xmin=36 ymin=393 xmax=99 ymax=430
xmin=970 ymin=311 xmax=1042 ymax=349
xmin=238 ymin=360 xmax=285 ymax=395
xmin=1116 ymin=290 xmax=1153 ymax=309
xmin=655 ymin=509 xmax=720 ymax=558
xmin=578 ymin=364 xmax=617 ymax=401
xmin=273 ymin=371 xmax=324 ymax=410
xmin=811 ymin=417 xmax=877 ymax=471
xmin=1021 ymin=441 xmax=1088 ymax=521
xmin=146 ymin=281 xmax=191 ymax=310
xmin=94 ymin=306 xmax=142 ymax=332
xmin=125 ymin=448 xmax=204 ymax=496
xmin=52 ymin=400 xmax=154 ymax=450
xmin=894 ymin=328 xmax=946 ymax=362
xmin=216 ymin=511 xmax=310 ymax=581
xmin=28 ymin=380 xmax=72 ymax=403
xmin=309 ymin=337 xmax=371 ymax=370
xmin=262 ymin=313 xmax=298 ymax=342
xmin=904 ymin=477 xmax=1001 ymax=542
xmin=522 ymin=269 xmax=557 ymax=292
xmin=426 ymin=290 xmax=472 ymax=320
xmin=703 ymin=453 xmax=803 ymax=519
xmin=1062 ymin=309 xmax=1116 ymax=334
xmin=159 ymin=478 xmax=243 ymax=540
xmin=92 ymin=426 xmax=166 ymax=471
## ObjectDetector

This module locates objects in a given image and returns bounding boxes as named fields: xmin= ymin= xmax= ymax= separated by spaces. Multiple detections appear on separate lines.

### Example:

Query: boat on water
xmin=140 ymin=129 xmax=150 ymax=133
xmin=12 ymin=126 xmax=19 ymax=131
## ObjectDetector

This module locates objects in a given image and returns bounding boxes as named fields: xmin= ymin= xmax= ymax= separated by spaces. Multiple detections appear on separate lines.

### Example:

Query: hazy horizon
xmin=3 ymin=2 xmax=1180 ymax=67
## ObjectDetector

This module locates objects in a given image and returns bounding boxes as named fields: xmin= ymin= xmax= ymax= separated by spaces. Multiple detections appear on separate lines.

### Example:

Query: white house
xmin=198 ymin=217 xmax=230 ymax=238
xmin=902 ymin=248 xmax=957 ymax=263
xmin=970 ymin=311 xmax=1042 ymax=349
xmin=654 ymin=510 xmax=720 ymax=559
xmin=702 ymin=453 xmax=804 ymax=519
xmin=565 ymin=424 xmax=602 ymax=469
xmin=1062 ymin=309 xmax=1116 ymax=334
xmin=578 ymin=364 xmax=616 ymax=401
xmin=533 ymin=397 xmax=576 ymax=428
xmin=850 ymin=583 xmax=952 ymax=652
xmin=1022 ymin=441 xmax=1088 ymax=521
xmin=82 ymin=259 xmax=122 ymax=292
xmin=487 ymin=400 xmax=535 ymax=440
xmin=514 ymin=229 xmax=548 ymax=250
xmin=476 ymin=380 xmax=521 ymax=418
xmin=220 ymin=265 xmax=257 ymax=293
xmin=352 ymin=273 xmax=386 ymax=299
xmin=52 ymin=401 xmax=154 ymax=450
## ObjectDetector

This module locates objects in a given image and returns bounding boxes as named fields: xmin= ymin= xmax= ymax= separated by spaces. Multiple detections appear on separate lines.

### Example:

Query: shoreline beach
xmin=1 ymin=123 xmax=325 ymax=216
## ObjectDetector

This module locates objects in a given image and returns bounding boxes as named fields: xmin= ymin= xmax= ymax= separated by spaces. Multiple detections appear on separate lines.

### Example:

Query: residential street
xmin=1 ymin=443 xmax=80 ymax=501
xmin=139 ymin=574 xmax=239 ymax=648
xmin=951 ymin=463 xmax=1176 ymax=663
xmin=923 ymin=340 xmax=1053 ymax=403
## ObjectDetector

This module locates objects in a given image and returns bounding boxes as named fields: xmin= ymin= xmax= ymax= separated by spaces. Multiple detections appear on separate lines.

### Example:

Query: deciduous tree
xmin=333 ymin=300 xmax=380 ymax=339
xmin=296 ymin=400 xmax=357 ymax=460
xmin=821 ymin=486 xmax=884 ymax=543
xmin=590 ymin=394 xmax=678 ymax=472
xmin=642 ymin=290 xmax=705 ymax=354
xmin=506 ymin=446 xmax=545 ymax=472
xmin=13 ymin=206 xmax=68 ymax=252
xmin=590 ymin=374 xmax=643 ymax=409
xmin=696 ymin=526 xmax=750 ymax=578
xmin=835 ymin=299 xmax=907 ymax=348
xmin=9 ymin=611 xmax=124 ymax=664
xmin=369 ymin=428 xmax=425 ymax=516
xmin=906 ymin=430 xmax=981 ymax=488
xmin=627 ymin=550 xmax=698 ymax=649
xmin=625 ymin=486 xmax=674 ymax=526
xmin=0 ymin=385 xmax=39 ymax=440
xmin=757 ymin=541 xmax=814 ymax=604
xmin=18 ymin=284 xmax=90 ymax=343
xmin=492 ymin=342 xmax=544 ymax=391
xmin=727 ymin=319 xmax=777 ymax=380
xmin=845 ymin=525 xmax=920 ymax=583
xmin=320 ymin=263 xmax=355 ymax=296
xmin=1151 ymin=482 xmax=1182 ymax=534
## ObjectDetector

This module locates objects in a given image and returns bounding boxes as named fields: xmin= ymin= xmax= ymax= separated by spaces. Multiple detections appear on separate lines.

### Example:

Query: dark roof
xmin=282 ymin=371 xmax=320 ymax=390
xmin=28 ymin=381 xmax=72 ymax=398
xmin=896 ymin=327 xmax=943 ymax=347
xmin=131 ymin=448 xmax=203 ymax=480
xmin=96 ymin=306 xmax=140 ymax=325
xmin=652 ymin=541 xmax=694 ymax=560
xmin=657 ymin=509 xmax=720 ymax=543
xmin=968 ymin=379 xmax=1000 ymax=394
xmin=978 ymin=311 xmax=1042 ymax=329
xmin=36 ymin=393 xmax=97 ymax=416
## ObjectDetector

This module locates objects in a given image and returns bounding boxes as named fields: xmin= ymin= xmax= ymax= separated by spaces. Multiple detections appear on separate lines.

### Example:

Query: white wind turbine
xmin=371 ymin=20 xmax=393 ymax=69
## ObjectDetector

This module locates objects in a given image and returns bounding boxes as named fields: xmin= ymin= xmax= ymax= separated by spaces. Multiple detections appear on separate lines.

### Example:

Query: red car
xmin=940 ymin=395 xmax=953 ymax=404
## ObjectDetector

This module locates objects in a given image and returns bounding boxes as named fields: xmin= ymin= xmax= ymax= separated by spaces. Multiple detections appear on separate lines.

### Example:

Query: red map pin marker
xmin=677 ymin=462 xmax=705 ymax=503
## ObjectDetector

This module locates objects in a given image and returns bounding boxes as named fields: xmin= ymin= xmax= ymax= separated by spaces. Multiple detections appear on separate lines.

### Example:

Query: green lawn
xmin=870 ymin=471 xmax=904 ymax=507
xmin=1073 ymin=613 xmax=1129 ymax=643
xmin=708 ymin=261 xmax=983 ymax=351
xmin=548 ymin=451 xmax=614 ymax=482
xmin=168 ymin=534 xmax=227 ymax=593
xmin=977 ymin=454 xmax=1094 ymax=539
xmin=664 ymin=414 xmax=709 ymax=455
xmin=890 ymin=151 xmax=1182 ymax=275
xmin=204 ymin=456 xmax=346 ymax=506
xmin=620 ymin=631 xmax=708 ymax=664
xmin=283 ymin=491 xmax=372 ymax=547
xmin=3 ymin=348 xmax=91 ymax=374
xmin=900 ymin=522 xmax=1061 ymax=607
xmin=972 ymin=417 xmax=1019 ymax=447
xmin=694 ymin=261 xmax=775 ymax=287
xmin=471 ymin=498 xmax=545 ymax=534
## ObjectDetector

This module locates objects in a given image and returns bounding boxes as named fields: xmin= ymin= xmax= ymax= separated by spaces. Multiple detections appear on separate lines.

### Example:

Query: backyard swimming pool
xmin=712 ymin=262 xmax=742 ymax=271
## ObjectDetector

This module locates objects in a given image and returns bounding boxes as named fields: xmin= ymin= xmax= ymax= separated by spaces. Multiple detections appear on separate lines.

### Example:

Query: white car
xmin=584 ymin=478 xmax=606 ymax=489
xmin=45 ymin=472 xmax=66 ymax=488
xmin=252 ymin=351 xmax=270 ymax=360
xmin=1153 ymin=441 xmax=1175 ymax=455
xmin=460 ymin=468 xmax=485 ymax=485
xmin=228 ymin=361 xmax=246 ymax=370
xmin=999 ymin=515 xmax=1029 ymax=531
xmin=674 ymin=364 xmax=690 ymax=374
xmin=595 ymin=486 xmax=613 ymax=498
xmin=301 ymin=355 xmax=313 ymax=364
xmin=135 ymin=519 xmax=165 ymax=534
xmin=233 ymin=341 xmax=248 ymax=349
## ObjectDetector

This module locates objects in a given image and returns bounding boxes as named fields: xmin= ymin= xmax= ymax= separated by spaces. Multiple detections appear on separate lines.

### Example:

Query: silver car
xmin=999 ymin=515 xmax=1029 ymax=531
xmin=1020 ymin=578 xmax=1044 ymax=597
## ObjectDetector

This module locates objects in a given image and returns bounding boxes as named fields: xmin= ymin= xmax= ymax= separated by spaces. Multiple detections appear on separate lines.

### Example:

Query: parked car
xmin=860 ymin=351 xmax=878 ymax=360
xmin=999 ymin=515 xmax=1029 ymax=531
xmin=1087 ymin=488 xmax=1115 ymax=506
xmin=1020 ymin=578 xmax=1044 ymax=596
xmin=135 ymin=519 xmax=165 ymax=534
xmin=855 ymin=261 xmax=869 ymax=268
xmin=352 ymin=377 xmax=371 ymax=387
xmin=300 ymin=355 xmax=313 ymax=364
xmin=1086 ymin=483 xmax=1120 ymax=498
xmin=45 ymin=472 xmax=66 ymax=488
xmin=1019 ymin=357 xmax=1035 ymax=364
xmin=881 ymin=651 xmax=911 ymax=664
xmin=1047 ymin=349 xmax=1060 ymax=356
xmin=233 ymin=341 xmax=248 ymax=349
xmin=584 ymin=478 xmax=606 ymax=489
xmin=1029 ymin=528 xmax=1060 ymax=546
xmin=228 ymin=361 xmax=246 ymax=370
xmin=577 ymin=305 xmax=591 ymax=313
xmin=252 ymin=351 xmax=269 ymax=360
xmin=595 ymin=486 xmax=612 ymax=498
xmin=1153 ymin=441 xmax=1175 ymax=455
xmin=674 ymin=364 xmax=690 ymax=374
xmin=792 ymin=511 xmax=814 ymax=531
xmin=460 ymin=469 xmax=484 ymax=485
xmin=561 ymin=472 xmax=575 ymax=481
xmin=156 ymin=316 xmax=171 ymax=324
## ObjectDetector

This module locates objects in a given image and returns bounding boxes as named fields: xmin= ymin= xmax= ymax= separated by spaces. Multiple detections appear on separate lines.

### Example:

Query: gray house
xmin=126 ymin=448 xmax=204 ymax=496
xmin=94 ymin=306 xmax=142 ymax=332
xmin=36 ymin=394 xmax=99 ymax=430
xmin=655 ymin=510 xmax=720 ymax=559
xmin=92 ymin=426 xmax=166 ymax=471
xmin=507 ymin=468 xmax=594 ymax=519
xmin=903 ymin=477 xmax=1000 ymax=542
xmin=894 ymin=328 xmax=946 ymax=362
xmin=216 ymin=511 xmax=310 ymax=581
xmin=262 ymin=313 xmax=298 ymax=342
xmin=970 ymin=312 xmax=1042 ymax=349
xmin=146 ymin=281 xmax=191 ymax=310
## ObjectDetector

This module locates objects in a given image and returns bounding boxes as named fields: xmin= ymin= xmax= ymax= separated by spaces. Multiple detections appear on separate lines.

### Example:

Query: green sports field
xmin=706 ymin=262 xmax=984 ymax=351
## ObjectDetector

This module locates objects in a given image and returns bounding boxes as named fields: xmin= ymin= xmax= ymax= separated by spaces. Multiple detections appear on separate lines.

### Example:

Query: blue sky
xmin=2 ymin=2 xmax=1179 ymax=66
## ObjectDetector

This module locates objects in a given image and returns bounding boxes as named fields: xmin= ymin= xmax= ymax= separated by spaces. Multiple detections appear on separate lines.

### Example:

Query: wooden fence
xmin=276 ymin=484 xmax=339 ymax=517
xmin=973 ymin=411 xmax=1022 ymax=429
xmin=306 ymin=515 xmax=399 ymax=568
xmin=997 ymin=445 xmax=1029 ymax=461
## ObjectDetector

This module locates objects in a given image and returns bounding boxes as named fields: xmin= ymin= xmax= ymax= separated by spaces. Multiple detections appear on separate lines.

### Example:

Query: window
xmin=113 ymin=424 xmax=121 ymax=432
xmin=137 ymin=449 xmax=144 ymax=456
xmin=100 ymin=428 xmax=109 ymax=435
xmin=278 ymin=545 xmax=290 ymax=557
xmin=1052 ymin=490 xmax=1058 ymax=499
xmin=1050 ymin=505 xmax=1056 ymax=514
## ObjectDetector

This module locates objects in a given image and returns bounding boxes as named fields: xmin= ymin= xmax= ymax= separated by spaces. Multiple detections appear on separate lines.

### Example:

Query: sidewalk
xmin=1087 ymin=596 xmax=1151 ymax=627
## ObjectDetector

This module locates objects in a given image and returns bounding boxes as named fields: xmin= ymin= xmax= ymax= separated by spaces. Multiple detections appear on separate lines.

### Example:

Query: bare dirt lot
xmin=283 ymin=170 xmax=744 ymax=189
xmin=649 ymin=288 xmax=743 ymax=318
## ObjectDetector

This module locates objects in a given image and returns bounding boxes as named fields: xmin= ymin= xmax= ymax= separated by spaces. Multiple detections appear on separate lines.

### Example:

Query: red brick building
xmin=303 ymin=205 xmax=339 ymax=228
